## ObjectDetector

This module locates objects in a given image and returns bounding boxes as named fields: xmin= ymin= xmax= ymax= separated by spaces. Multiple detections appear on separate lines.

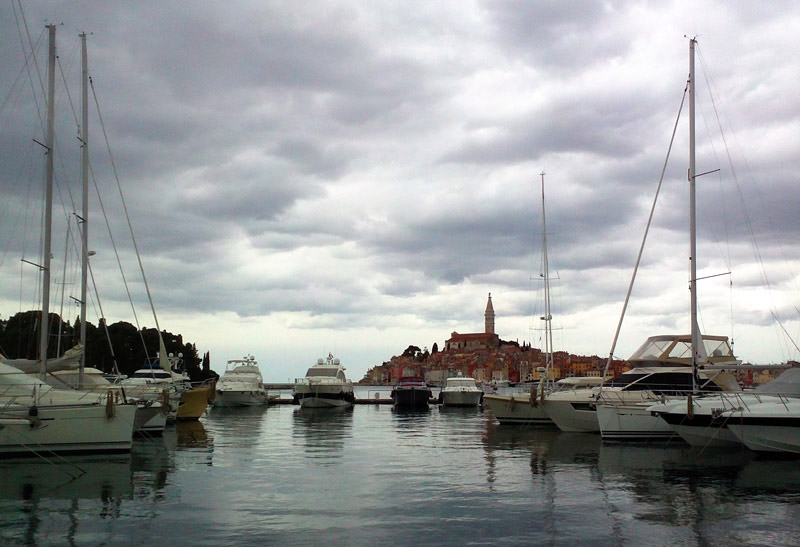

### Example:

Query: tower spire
xmin=484 ymin=293 xmax=495 ymax=335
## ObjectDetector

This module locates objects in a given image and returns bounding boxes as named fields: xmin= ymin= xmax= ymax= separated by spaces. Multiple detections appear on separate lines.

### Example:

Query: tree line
xmin=0 ymin=310 xmax=215 ymax=381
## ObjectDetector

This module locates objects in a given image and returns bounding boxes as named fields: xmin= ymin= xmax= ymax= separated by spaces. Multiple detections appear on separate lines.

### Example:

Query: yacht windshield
xmin=305 ymin=368 xmax=339 ymax=377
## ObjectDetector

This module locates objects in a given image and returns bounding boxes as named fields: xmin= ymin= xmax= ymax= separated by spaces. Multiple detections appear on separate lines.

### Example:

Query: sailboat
xmin=483 ymin=173 xmax=560 ymax=425
xmin=0 ymin=26 xmax=137 ymax=456
xmin=595 ymin=38 xmax=743 ymax=441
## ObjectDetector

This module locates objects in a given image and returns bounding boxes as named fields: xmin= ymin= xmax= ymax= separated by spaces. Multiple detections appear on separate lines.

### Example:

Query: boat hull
xmin=597 ymin=402 xmax=677 ymax=441
xmin=543 ymin=396 xmax=599 ymax=433
xmin=724 ymin=401 xmax=800 ymax=454
xmin=0 ymin=403 xmax=137 ymax=456
xmin=176 ymin=385 xmax=213 ymax=420
xmin=134 ymin=403 xmax=167 ymax=436
xmin=650 ymin=400 xmax=740 ymax=447
xmin=483 ymin=393 xmax=552 ymax=425
xmin=213 ymin=390 xmax=269 ymax=407
xmin=294 ymin=384 xmax=355 ymax=408
xmin=440 ymin=390 xmax=483 ymax=407
xmin=392 ymin=387 xmax=431 ymax=408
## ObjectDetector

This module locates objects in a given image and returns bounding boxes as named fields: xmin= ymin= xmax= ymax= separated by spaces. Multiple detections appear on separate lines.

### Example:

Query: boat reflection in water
xmin=0 ymin=454 xmax=133 ymax=502
xmin=292 ymin=406 xmax=354 ymax=463
xmin=163 ymin=421 xmax=213 ymax=463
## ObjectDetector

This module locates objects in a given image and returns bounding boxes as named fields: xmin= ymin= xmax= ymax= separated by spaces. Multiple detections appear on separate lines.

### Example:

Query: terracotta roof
xmin=447 ymin=332 xmax=494 ymax=342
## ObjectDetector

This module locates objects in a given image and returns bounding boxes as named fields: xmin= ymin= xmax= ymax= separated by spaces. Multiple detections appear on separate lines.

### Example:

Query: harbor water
xmin=2 ymin=387 xmax=799 ymax=546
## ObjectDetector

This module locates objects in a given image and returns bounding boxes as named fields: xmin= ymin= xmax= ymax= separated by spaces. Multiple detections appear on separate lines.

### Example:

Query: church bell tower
xmin=484 ymin=293 xmax=495 ymax=335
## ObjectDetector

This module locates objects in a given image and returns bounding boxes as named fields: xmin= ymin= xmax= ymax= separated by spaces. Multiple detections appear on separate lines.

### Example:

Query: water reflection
xmin=207 ymin=405 xmax=269 ymax=449
xmin=292 ymin=406 xmax=353 ymax=463
xmin=0 ymin=454 xmax=133 ymax=545
xmin=0 ymin=454 xmax=133 ymax=501
xmin=130 ymin=438 xmax=174 ymax=502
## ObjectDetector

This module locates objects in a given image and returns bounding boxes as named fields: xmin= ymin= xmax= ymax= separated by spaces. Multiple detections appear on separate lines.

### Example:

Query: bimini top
xmin=628 ymin=334 xmax=740 ymax=367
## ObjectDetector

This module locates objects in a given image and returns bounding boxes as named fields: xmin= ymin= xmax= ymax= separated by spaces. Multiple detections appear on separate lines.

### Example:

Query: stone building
xmin=445 ymin=293 xmax=500 ymax=351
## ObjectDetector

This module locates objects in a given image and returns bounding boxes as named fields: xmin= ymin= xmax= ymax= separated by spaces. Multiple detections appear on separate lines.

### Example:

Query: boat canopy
xmin=629 ymin=335 xmax=739 ymax=366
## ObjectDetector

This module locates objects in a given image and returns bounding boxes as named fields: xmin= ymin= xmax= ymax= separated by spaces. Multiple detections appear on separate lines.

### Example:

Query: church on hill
xmin=444 ymin=293 xmax=500 ymax=351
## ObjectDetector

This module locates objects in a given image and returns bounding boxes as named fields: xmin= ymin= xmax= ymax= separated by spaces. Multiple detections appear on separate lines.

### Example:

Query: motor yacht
xmin=213 ymin=355 xmax=269 ymax=407
xmin=293 ymin=355 xmax=355 ymax=408
xmin=440 ymin=373 xmax=483 ymax=407
xmin=596 ymin=335 xmax=741 ymax=441
xmin=391 ymin=376 xmax=432 ymax=408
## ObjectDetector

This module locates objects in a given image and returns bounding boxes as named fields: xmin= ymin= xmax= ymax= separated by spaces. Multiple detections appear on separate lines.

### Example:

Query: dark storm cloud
xmin=2 ymin=1 xmax=799 ymax=374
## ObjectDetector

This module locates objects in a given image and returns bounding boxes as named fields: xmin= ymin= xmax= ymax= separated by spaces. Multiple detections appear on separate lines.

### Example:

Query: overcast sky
xmin=1 ymin=1 xmax=799 ymax=381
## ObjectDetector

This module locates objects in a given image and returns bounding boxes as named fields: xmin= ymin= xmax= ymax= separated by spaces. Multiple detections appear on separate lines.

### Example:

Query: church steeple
xmin=484 ymin=293 xmax=495 ymax=335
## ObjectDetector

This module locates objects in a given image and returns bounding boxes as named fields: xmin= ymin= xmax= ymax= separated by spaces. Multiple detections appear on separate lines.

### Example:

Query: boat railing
xmin=716 ymin=390 xmax=800 ymax=414
xmin=0 ymin=381 xmax=121 ymax=407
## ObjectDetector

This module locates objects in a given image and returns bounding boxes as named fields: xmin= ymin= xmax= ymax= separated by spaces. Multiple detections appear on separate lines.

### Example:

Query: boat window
xmin=131 ymin=371 xmax=171 ymax=379
xmin=305 ymin=368 xmax=338 ymax=377
xmin=603 ymin=373 xmax=649 ymax=388
xmin=606 ymin=372 xmax=722 ymax=395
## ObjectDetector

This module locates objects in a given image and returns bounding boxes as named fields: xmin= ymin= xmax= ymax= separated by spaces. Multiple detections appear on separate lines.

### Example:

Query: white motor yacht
xmin=440 ymin=374 xmax=483 ymax=407
xmin=293 ymin=355 xmax=355 ymax=408
xmin=540 ymin=376 xmax=605 ymax=432
xmin=596 ymin=336 xmax=741 ymax=441
xmin=213 ymin=355 xmax=269 ymax=407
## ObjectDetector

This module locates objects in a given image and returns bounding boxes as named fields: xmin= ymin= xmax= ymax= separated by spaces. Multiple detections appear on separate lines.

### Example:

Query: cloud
xmin=1 ymin=1 xmax=799 ymax=380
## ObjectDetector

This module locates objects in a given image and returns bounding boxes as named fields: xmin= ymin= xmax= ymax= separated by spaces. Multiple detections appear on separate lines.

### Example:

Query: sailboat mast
xmin=540 ymin=172 xmax=553 ymax=372
xmin=38 ymin=24 xmax=56 ymax=378
xmin=689 ymin=37 xmax=701 ymax=391
xmin=79 ymin=32 xmax=89 ymax=384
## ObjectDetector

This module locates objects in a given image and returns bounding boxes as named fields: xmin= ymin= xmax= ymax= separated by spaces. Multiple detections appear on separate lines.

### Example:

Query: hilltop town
xmin=358 ymin=293 xmax=783 ymax=387
xmin=358 ymin=293 xmax=629 ymax=386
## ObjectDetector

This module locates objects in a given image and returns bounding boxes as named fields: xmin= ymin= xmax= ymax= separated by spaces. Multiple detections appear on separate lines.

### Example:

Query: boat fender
xmin=106 ymin=390 xmax=116 ymax=419
xmin=687 ymin=393 xmax=694 ymax=420
xmin=160 ymin=389 xmax=171 ymax=415
xmin=27 ymin=405 xmax=41 ymax=429
xmin=509 ymin=396 xmax=515 ymax=410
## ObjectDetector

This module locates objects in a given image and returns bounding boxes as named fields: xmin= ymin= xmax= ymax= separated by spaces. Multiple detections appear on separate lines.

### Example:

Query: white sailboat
xmin=0 ymin=26 xmax=137 ymax=456
xmin=597 ymin=38 xmax=742 ymax=441
xmin=650 ymin=367 xmax=800 ymax=448
xmin=483 ymin=172 xmax=556 ymax=425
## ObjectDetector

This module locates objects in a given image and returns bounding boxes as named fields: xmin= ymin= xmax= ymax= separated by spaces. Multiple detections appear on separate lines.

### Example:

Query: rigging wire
xmin=601 ymin=80 xmax=688 ymax=381
xmin=696 ymin=44 xmax=799 ymax=360
xmin=90 ymin=76 xmax=164 ymax=360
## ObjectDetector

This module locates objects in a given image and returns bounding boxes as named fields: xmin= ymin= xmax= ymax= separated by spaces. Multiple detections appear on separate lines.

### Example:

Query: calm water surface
xmin=2 ymin=388 xmax=800 ymax=546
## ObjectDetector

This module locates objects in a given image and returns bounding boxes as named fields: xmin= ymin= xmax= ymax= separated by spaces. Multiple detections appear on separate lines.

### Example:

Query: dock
xmin=268 ymin=397 xmax=439 ymax=405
